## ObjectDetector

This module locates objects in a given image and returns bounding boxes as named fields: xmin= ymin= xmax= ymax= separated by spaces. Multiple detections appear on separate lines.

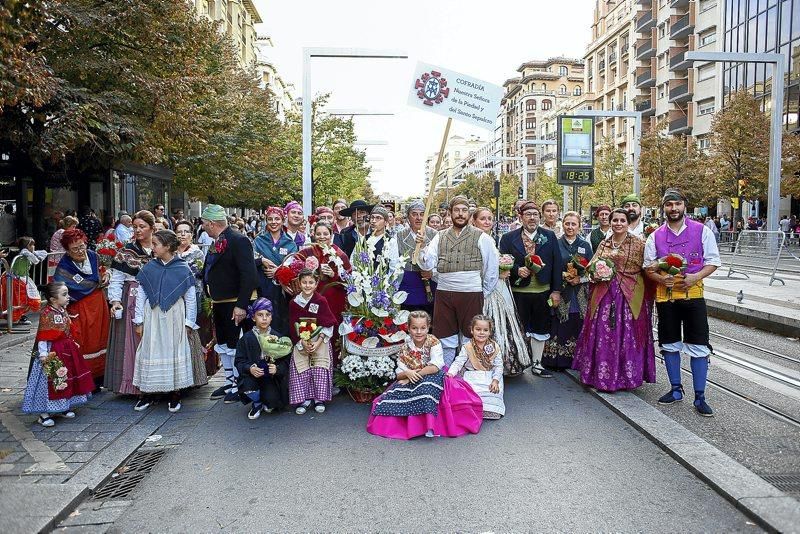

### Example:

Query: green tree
xmin=591 ymin=136 xmax=632 ymax=208
xmin=779 ymin=132 xmax=800 ymax=198
xmin=529 ymin=168 xmax=563 ymax=206
xmin=638 ymin=121 xmax=708 ymax=207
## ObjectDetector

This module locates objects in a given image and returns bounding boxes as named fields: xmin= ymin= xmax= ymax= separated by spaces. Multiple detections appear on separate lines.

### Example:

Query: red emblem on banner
xmin=415 ymin=71 xmax=450 ymax=106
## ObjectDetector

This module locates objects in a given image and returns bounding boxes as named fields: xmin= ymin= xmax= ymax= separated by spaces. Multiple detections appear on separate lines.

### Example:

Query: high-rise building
xmin=193 ymin=0 xmax=262 ymax=69
xmin=721 ymin=0 xmax=799 ymax=133
xmin=255 ymin=35 xmax=299 ymax=122
xmin=585 ymin=0 xmax=638 ymax=159
xmin=423 ymin=135 xmax=486 ymax=192
xmin=500 ymin=58 xmax=585 ymax=184
xmin=634 ymin=0 xmax=723 ymax=147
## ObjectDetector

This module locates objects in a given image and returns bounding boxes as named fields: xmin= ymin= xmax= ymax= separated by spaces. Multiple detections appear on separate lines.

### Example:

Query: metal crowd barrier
xmin=727 ymin=230 xmax=786 ymax=286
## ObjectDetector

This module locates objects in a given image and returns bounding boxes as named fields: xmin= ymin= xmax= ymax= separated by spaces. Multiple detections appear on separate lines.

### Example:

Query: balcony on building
xmin=635 ymin=10 xmax=654 ymax=33
xmin=635 ymin=93 xmax=655 ymax=116
xmin=669 ymin=45 xmax=692 ymax=72
xmin=541 ymin=153 xmax=555 ymax=163
xmin=635 ymin=36 xmax=655 ymax=61
xmin=668 ymin=107 xmax=693 ymax=135
xmin=621 ymin=42 xmax=630 ymax=58
xmin=635 ymin=65 xmax=656 ymax=88
xmin=637 ymin=0 xmax=652 ymax=6
xmin=668 ymin=78 xmax=693 ymax=104
xmin=669 ymin=13 xmax=694 ymax=40
xmin=599 ymin=59 xmax=606 ymax=73
xmin=670 ymin=0 xmax=689 ymax=7
xmin=608 ymin=52 xmax=618 ymax=66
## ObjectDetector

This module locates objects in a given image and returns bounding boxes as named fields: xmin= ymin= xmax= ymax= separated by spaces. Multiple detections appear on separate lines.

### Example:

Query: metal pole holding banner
xmin=414 ymin=117 xmax=453 ymax=264
xmin=684 ymin=51 xmax=785 ymax=231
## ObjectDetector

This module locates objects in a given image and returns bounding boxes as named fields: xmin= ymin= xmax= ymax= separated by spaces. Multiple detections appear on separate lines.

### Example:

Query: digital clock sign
xmin=557 ymin=116 xmax=595 ymax=186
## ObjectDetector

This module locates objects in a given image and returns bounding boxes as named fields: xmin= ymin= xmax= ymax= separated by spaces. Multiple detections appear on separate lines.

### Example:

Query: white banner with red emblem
xmin=407 ymin=61 xmax=503 ymax=131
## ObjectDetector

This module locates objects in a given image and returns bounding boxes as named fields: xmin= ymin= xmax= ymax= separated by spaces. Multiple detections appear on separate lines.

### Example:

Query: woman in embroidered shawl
xmin=542 ymin=212 xmax=593 ymax=371
xmin=174 ymin=220 xmax=209 ymax=386
xmin=54 ymin=228 xmax=111 ymax=385
xmin=105 ymin=210 xmax=155 ymax=395
xmin=23 ymin=282 xmax=94 ymax=427
xmin=253 ymin=207 xmax=298 ymax=336
xmin=572 ymin=209 xmax=656 ymax=392
xmin=131 ymin=230 xmax=198 ymax=413
xmin=293 ymin=221 xmax=351 ymax=364
xmin=448 ymin=314 xmax=505 ymax=420
xmin=472 ymin=207 xmax=531 ymax=376
xmin=367 ymin=311 xmax=483 ymax=440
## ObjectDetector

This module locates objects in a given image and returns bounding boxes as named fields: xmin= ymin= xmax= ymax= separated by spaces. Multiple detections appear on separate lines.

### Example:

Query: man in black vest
xmin=499 ymin=201 xmax=562 ymax=377
xmin=334 ymin=200 xmax=373 ymax=257
xmin=201 ymin=204 xmax=258 ymax=403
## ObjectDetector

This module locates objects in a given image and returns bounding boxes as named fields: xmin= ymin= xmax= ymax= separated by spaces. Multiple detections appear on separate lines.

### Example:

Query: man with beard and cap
xmin=284 ymin=201 xmax=306 ymax=248
xmin=334 ymin=199 xmax=374 ymax=256
xmin=395 ymin=200 xmax=437 ymax=315
xmin=644 ymin=188 xmax=720 ymax=416
xmin=621 ymin=193 xmax=645 ymax=238
xmin=417 ymin=195 xmax=499 ymax=365
xmin=202 ymin=204 xmax=259 ymax=403
xmin=499 ymin=200 xmax=562 ymax=377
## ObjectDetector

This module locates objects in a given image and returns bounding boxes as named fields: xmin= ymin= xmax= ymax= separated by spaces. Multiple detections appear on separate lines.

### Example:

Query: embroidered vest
xmin=653 ymin=218 xmax=705 ymax=301
xmin=437 ymin=225 xmax=483 ymax=274
xmin=397 ymin=227 xmax=435 ymax=271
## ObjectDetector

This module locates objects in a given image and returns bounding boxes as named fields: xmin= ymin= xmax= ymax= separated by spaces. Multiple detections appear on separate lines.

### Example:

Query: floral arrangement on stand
xmin=334 ymin=237 xmax=409 ymax=402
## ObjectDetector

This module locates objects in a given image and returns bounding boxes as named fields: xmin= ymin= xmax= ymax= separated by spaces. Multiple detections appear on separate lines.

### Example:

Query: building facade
xmin=193 ymin=0 xmax=262 ymax=69
xmin=500 ymin=58 xmax=586 ymax=184
xmin=255 ymin=36 xmax=299 ymax=122
xmin=424 ymin=134 xmax=486 ymax=192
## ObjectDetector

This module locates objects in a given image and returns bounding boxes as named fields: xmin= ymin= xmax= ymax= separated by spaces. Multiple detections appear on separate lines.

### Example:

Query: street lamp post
xmin=684 ymin=51 xmax=786 ymax=231
xmin=302 ymin=48 xmax=407 ymax=215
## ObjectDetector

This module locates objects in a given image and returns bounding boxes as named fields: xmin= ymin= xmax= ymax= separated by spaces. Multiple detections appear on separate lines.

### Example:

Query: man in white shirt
xmin=418 ymin=195 xmax=499 ymax=365
xmin=114 ymin=214 xmax=133 ymax=243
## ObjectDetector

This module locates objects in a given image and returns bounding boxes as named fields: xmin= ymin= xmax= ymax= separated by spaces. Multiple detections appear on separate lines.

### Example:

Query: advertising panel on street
xmin=408 ymin=61 xmax=503 ymax=131
xmin=557 ymin=116 xmax=595 ymax=186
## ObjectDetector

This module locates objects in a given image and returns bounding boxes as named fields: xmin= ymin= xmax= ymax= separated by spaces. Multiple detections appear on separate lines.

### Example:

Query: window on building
xmin=699 ymin=0 xmax=717 ymax=13
xmin=559 ymin=66 xmax=569 ymax=76
xmin=658 ymin=53 xmax=666 ymax=69
xmin=527 ymin=156 xmax=535 ymax=165
xmin=698 ymin=63 xmax=715 ymax=81
xmin=700 ymin=28 xmax=717 ymax=47
xmin=542 ymin=99 xmax=552 ymax=110
xmin=573 ymin=86 xmax=582 ymax=96
xmin=526 ymin=100 xmax=536 ymax=111
xmin=658 ymin=84 xmax=666 ymax=99
xmin=658 ymin=23 xmax=666 ymax=38
xmin=697 ymin=137 xmax=711 ymax=150
xmin=525 ymin=119 xmax=535 ymax=129
xmin=697 ymin=98 xmax=715 ymax=115
xmin=559 ymin=84 xmax=567 ymax=94
xmin=588 ymin=78 xmax=593 ymax=92
xmin=541 ymin=83 xmax=547 ymax=91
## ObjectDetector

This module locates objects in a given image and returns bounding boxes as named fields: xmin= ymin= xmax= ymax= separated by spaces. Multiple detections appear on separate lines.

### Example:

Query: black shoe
xmin=210 ymin=384 xmax=231 ymax=400
xmin=658 ymin=385 xmax=684 ymax=405
xmin=531 ymin=365 xmax=552 ymax=378
xmin=223 ymin=390 xmax=239 ymax=404
xmin=694 ymin=398 xmax=714 ymax=417
xmin=247 ymin=405 xmax=262 ymax=420
xmin=133 ymin=397 xmax=151 ymax=411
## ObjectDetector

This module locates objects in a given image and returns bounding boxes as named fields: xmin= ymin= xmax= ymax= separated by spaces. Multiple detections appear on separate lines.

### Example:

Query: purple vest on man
xmin=654 ymin=218 xmax=705 ymax=275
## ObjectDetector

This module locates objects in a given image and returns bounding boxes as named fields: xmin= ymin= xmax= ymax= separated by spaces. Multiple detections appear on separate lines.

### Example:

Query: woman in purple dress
xmin=572 ymin=209 xmax=656 ymax=392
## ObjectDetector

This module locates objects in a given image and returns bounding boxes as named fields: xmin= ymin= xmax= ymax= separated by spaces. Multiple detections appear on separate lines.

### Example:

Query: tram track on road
xmin=709 ymin=330 xmax=800 ymax=367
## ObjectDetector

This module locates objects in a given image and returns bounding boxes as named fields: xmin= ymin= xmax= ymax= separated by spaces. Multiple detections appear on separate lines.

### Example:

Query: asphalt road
xmin=109 ymin=374 xmax=759 ymax=533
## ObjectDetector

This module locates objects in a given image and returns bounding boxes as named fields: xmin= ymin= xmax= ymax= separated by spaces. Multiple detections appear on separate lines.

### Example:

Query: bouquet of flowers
xmin=334 ymin=353 xmax=396 ymax=398
xmin=257 ymin=334 xmax=293 ymax=361
xmin=42 ymin=352 xmax=68 ymax=391
xmin=498 ymin=254 xmax=515 ymax=272
xmin=588 ymin=257 xmax=616 ymax=282
xmin=657 ymin=253 xmax=687 ymax=300
xmin=339 ymin=237 xmax=409 ymax=357
xmin=563 ymin=254 xmax=590 ymax=281
xmin=274 ymin=255 xmax=305 ymax=292
xmin=525 ymin=254 xmax=545 ymax=273
xmin=95 ymin=236 xmax=123 ymax=267
xmin=296 ymin=319 xmax=323 ymax=341
xmin=644 ymin=223 xmax=660 ymax=237
xmin=319 ymin=243 xmax=345 ymax=280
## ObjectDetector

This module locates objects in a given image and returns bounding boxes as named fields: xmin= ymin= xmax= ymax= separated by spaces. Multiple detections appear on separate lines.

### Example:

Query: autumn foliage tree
xmin=591 ymin=136 xmax=633 ymax=208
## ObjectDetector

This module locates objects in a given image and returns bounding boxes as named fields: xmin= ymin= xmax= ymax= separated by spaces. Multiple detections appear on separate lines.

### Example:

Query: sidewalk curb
xmin=0 ymin=483 xmax=89 ymax=534
xmin=564 ymin=371 xmax=800 ymax=533
xmin=705 ymin=298 xmax=800 ymax=338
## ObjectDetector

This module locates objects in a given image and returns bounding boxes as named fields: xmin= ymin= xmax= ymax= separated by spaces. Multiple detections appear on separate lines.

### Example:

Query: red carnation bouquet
xmin=95 ymin=236 xmax=123 ymax=267
xmin=525 ymin=254 xmax=545 ymax=273
xmin=657 ymin=253 xmax=687 ymax=300
xmin=275 ymin=255 xmax=305 ymax=293
xmin=563 ymin=254 xmax=589 ymax=282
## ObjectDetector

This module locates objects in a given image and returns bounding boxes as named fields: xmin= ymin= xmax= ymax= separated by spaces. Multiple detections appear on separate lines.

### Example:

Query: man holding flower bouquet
xmin=644 ymin=189 xmax=721 ymax=417
xmin=499 ymin=201 xmax=562 ymax=377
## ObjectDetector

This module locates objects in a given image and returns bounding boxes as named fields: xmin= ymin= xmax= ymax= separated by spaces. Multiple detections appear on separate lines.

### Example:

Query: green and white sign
xmin=557 ymin=116 xmax=595 ymax=186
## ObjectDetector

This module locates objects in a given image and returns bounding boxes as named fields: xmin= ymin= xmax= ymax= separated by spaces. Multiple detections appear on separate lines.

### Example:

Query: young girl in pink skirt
xmin=367 ymin=311 xmax=483 ymax=439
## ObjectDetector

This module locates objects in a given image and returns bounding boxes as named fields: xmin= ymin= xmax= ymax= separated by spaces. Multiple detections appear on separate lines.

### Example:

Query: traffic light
xmin=490 ymin=198 xmax=497 ymax=210
xmin=517 ymin=187 xmax=524 ymax=200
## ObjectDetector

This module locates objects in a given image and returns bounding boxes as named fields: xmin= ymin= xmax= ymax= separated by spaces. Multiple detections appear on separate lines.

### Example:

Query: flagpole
xmin=413 ymin=117 xmax=452 ymax=265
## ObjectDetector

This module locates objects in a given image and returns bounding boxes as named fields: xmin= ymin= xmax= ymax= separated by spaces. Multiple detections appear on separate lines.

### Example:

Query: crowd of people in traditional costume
xmin=20 ymin=185 xmax=721 ymax=439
